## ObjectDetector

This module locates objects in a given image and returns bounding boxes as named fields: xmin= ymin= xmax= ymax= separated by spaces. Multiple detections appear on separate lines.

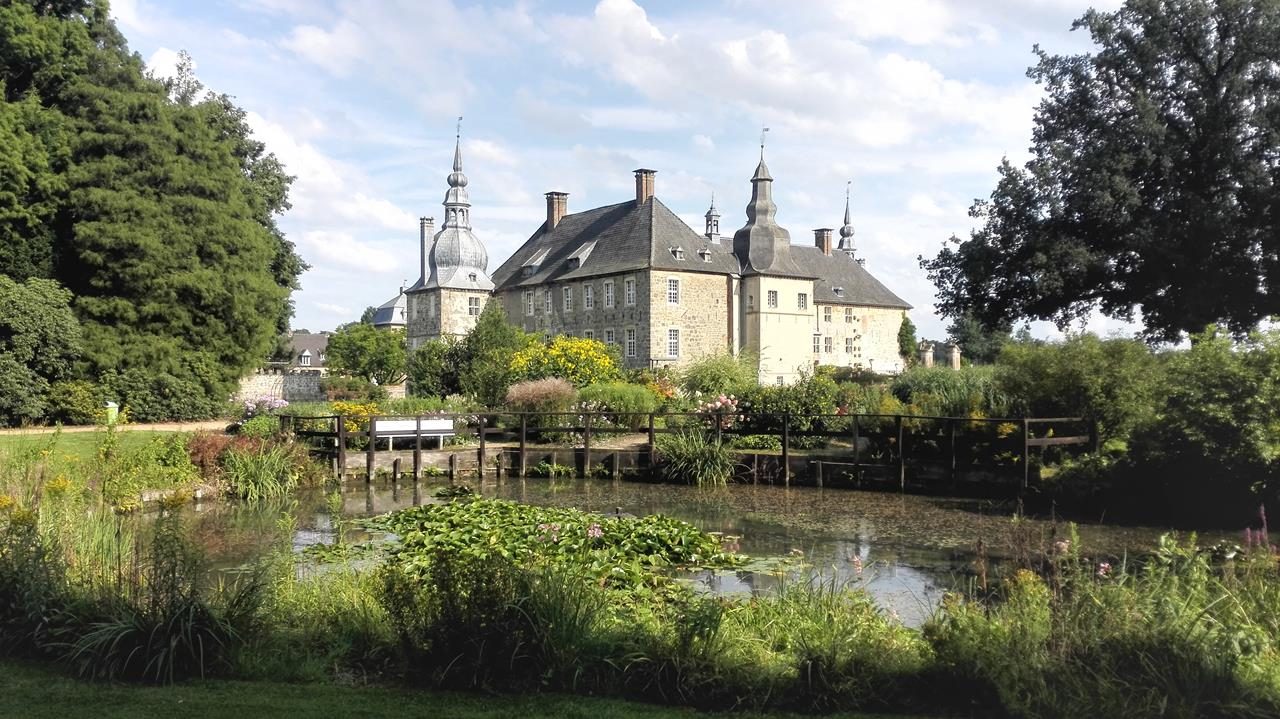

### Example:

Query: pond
xmin=181 ymin=477 xmax=1232 ymax=628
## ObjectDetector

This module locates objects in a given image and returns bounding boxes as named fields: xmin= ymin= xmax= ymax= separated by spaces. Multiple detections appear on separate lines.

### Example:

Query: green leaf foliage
xmin=921 ymin=0 xmax=1280 ymax=341
xmin=0 ymin=2 xmax=303 ymax=418
xmin=326 ymin=325 xmax=407 ymax=386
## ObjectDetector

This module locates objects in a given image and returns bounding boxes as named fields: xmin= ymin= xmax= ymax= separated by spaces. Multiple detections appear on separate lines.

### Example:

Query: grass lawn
xmin=0 ymin=430 xmax=175 ymax=463
xmin=0 ymin=661 xmax=917 ymax=719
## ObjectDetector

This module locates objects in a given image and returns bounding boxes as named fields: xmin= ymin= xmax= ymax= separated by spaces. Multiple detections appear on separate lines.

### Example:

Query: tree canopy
xmin=921 ymin=0 xmax=1280 ymax=342
xmin=327 ymin=324 xmax=408 ymax=386
xmin=0 ymin=1 xmax=303 ymax=416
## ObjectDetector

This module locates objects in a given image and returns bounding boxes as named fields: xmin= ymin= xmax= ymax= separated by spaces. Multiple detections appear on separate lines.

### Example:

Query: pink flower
xmin=587 ymin=523 xmax=603 ymax=539
xmin=1053 ymin=539 xmax=1071 ymax=555
xmin=1097 ymin=562 xmax=1112 ymax=578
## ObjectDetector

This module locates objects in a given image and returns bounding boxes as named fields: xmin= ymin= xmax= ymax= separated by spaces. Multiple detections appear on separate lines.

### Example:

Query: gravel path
xmin=0 ymin=420 xmax=229 ymax=436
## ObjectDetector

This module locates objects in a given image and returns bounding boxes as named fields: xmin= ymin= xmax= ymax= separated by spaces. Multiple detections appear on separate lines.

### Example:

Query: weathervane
xmin=456 ymin=115 xmax=463 ymax=139
xmin=759 ymin=126 xmax=770 ymax=157
xmin=846 ymin=179 xmax=851 ymax=200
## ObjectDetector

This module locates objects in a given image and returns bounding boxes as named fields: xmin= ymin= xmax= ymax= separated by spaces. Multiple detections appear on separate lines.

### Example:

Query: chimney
xmin=545 ymin=192 xmax=568 ymax=230
xmin=418 ymin=216 xmax=434 ymax=284
xmin=634 ymin=168 xmax=656 ymax=204
xmin=813 ymin=228 xmax=834 ymax=256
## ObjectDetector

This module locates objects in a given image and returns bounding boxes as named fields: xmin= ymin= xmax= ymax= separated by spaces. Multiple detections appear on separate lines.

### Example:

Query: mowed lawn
xmin=0 ymin=662 xmax=917 ymax=719
xmin=0 ymin=430 xmax=176 ymax=463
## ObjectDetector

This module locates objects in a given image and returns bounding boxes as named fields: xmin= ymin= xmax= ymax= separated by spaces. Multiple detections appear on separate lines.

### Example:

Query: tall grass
xmin=221 ymin=444 xmax=302 ymax=502
xmin=654 ymin=432 xmax=735 ymax=487
xmin=891 ymin=365 xmax=1011 ymax=417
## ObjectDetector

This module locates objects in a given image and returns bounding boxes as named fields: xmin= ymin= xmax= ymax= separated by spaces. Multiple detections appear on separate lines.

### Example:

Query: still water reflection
xmin=184 ymin=478 xmax=1228 ymax=628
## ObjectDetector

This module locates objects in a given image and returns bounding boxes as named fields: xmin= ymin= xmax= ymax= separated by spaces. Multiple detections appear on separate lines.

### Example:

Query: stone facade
xmin=235 ymin=370 xmax=325 ymax=403
xmin=407 ymin=288 xmax=491 ymax=350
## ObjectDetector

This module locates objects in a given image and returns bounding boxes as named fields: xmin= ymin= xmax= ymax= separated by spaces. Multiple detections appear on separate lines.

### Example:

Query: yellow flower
xmin=0 ymin=494 xmax=15 ymax=512
xmin=45 ymin=475 xmax=73 ymax=497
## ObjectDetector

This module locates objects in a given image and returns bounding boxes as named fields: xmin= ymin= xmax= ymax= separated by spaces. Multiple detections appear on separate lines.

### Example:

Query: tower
xmin=704 ymin=193 xmax=720 ymax=243
xmin=405 ymin=121 xmax=494 ymax=349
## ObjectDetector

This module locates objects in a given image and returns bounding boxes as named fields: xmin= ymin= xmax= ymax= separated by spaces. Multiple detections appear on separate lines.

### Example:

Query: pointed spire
xmin=838 ymin=180 xmax=856 ymax=258
xmin=705 ymin=192 xmax=721 ymax=242
xmin=447 ymin=116 xmax=467 ymax=189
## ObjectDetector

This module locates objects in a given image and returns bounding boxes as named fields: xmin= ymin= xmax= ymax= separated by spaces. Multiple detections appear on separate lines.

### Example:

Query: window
xmin=468 ymin=272 xmax=477 ymax=282
xmin=699 ymin=248 xmax=712 ymax=262
xmin=300 ymin=350 xmax=312 ymax=367
xmin=767 ymin=290 xmax=778 ymax=308
xmin=845 ymin=308 xmax=853 ymax=323
xmin=524 ymin=290 xmax=534 ymax=316
xmin=667 ymin=278 xmax=680 ymax=304
xmin=625 ymin=278 xmax=636 ymax=306
xmin=813 ymin=334 xmax=821 ymax=354
xmin=798 ymin=293 xmax=808 ymax=310
xmin=671 ymin=247 xmax=685 ymax=260
xmin=604 ymin=281 xmax=615 ymax=308
xmin=846 ymin=337 xmax=854 ymax=353
xmin=823 ymin=306 xmax=832 ymax=322
xmin=584 ymin=285 xmax=595 ymax=310
xmin=824 ymin=336 xmax=833 ymax=354
xmin=748 ymin=295 xmax=754 ymax=310
xmin=667 ymin=328 xmax=680 ymax=357
xmin=776 ymin=376 xmax=784 ymax=386
xmin=584 ymin=330 xmax=595 ymax=340
xmin=468 ymin=297 xmax=481 ymax=316
xmin=562 ymin=286 xmax=573 ymax=312
xmin=544 ymin=289 xmax=552 ymax=313
xmin=625 ymin=328 xmax=637 ymax=357
xmin=605 ymin=329 xmax=616 ymax=346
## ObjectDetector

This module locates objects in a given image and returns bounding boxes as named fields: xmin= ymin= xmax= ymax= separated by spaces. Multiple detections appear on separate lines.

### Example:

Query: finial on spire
xmin=759 ymin=126 xmax=770 ymax=158
xmin=456 ymin=115 xmax=462 ymax=139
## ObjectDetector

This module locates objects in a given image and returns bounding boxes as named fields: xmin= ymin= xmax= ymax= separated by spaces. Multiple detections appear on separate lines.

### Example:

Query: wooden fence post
xmin=477 ymin=413 xmax=487 ymax=479
xmin=519 ymin=413 xmax=528 ymax=477
xmin=335 ymin=415 xmax=347 ymax=480
xmin=781 ymin=412 xmax=790 ymax=486
xmin=278 ymin=414 xmax=290 ymax=436
xmin=851 ymin=414 xmax=860 ymax=469
xmin=449 ymin=453 xmax=457 ymax=483
xmin=366 ymin=415 xmax=376 ymax=482
xmin=1022 ymin=418 xmax=1031 ymax=489
xmin=896 ymin=414 xmax=905 ymax=490
xmin=391 ymin=458 xmax=401 ymax=482
xmin=714 ymin=410 xmax=723 ymax=444
xmin=582 ymin=411 xmax=592 ymax=478
xmin=949 ymin=418 xmax=958 ymax=488
xmin=413 ymin=418 xmax=422 ymax=480
xmin=647 ymin=413 xmax=656 ymax=467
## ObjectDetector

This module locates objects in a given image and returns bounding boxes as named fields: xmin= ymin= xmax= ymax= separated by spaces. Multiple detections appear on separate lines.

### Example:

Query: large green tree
xmin=0 ymin=1 xmax=304 ymax=412
xmin=947 ymin=314 xmax=1012 ymax=365
xmin=921 ymin=0 xmax=1280 ymax=342
xmin=327 ymin=324 xmax=408 ymax=386
xmin=0 ymin=276 xmax=81 ymax=424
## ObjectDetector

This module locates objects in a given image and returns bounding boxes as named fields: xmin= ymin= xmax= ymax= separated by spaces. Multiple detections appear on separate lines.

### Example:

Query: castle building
xmin=402 ymin=134 xmax=911 ymax=382
xmin=404 ymin=132 xmax=494 ymax=349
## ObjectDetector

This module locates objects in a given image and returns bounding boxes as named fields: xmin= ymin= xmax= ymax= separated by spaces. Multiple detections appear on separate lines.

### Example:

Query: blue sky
xmin=111 ymin=0 xmax=1130 ymax=339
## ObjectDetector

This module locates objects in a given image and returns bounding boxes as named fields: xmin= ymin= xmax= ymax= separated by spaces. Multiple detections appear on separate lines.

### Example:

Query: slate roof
xmin=289 ymin=331 xmax=329 ymax=367
xmin=491 ymin=195 xmax=910 ymax=310
xmin=371 ymin=291 xmax=407 ymax=328
xmin=492 ymin=197 xmax=739 ymax=289
xmin=792 ymin=246 xmax=912 ymax=309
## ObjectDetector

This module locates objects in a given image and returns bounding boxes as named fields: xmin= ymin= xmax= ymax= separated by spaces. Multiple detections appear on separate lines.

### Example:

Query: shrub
xmin=579 ymin=382 xmax=658 ymax=429
xmin=655 ymin=432 xmax=736 ymax=487
xmin=505 ymin=378 xmax=577 ymax=415
xmin=100 ymin=433 xmax=201 ymax=508
xmin=890 ymin=365 xmax=1010 ymax=418
xmin=731 ymin=434 xmax=782 ymax=451
xmin=407 ymin=338 xmax=461 ymax=399
xmin=510 ymin=336 xmax=620 ymax=387
xmin=322 ymin=376 xmax=387 ymax=402
xmin=680 ymin=353 xmax=756 ymax=397
xmin=46 ymin=380 xmax=104 ymax=425
xmin=0 ymin=355 xmax=49 ymax=427
xmin=101 ymin=368 xmax=220 ymax=423
xmin=238 ymin=414 xmax=278 ymax=440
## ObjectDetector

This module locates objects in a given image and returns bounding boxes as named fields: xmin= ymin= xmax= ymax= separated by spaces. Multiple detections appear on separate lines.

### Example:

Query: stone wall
xmin=811 ymin=304 xmax=905 ymax=373
xmin=236 ymin=370 xmax=325 ymax=403
xmin=406 ymin=288 xmax=491 ymax=350
xmin=742 ymin=275 xmax=817 ymax=385
xmin=647 ymin=270 xmax=731 ymax=370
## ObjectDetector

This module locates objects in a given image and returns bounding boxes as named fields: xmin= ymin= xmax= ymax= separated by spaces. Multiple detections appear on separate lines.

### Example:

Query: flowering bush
xmin=696 ymin=393 xmax=739 ymax=430
xmin=509 ymin=336 xmax=620 ymax=387
xmin=504 ymin=378 xmax=577 ymax=415
xmin=242 ymin=395 xmax=288 ymax=418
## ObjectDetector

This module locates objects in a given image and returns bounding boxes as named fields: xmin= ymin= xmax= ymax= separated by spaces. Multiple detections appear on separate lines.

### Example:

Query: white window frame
xmin=624 ymin=278 xmax=636 ymax=306
xmin=667 ymin=278 xmax=680 ymax=305
xmin=584 ymin=329 xmax=595 ymax=340
xmin=767 ymin=290 xmax=778 ymax=308
xmin=604 ymin=281 xmax=615 ymax=308
xmin=524 ymin=290 xmax=534 ymax=316
xmin=300 ymin=350 xmax=312 ymax=367
xmin=667 ymin=328 xmax=680 ymax=358
xmin=468 ymin=296 xmax=481 ymax=316
xmin=604 ymin=329 xmax=616 ymax=346
xmin=625 ymin=328 xmax=637 ymax=358
xmin=562 ymin=286 xmax=573 ymax=312
xmin=824 ymin=336 xmax=833 ymax=354
xmin=544 ymin=289 xmax=552 ymax=313
xmin=813 ymin=334 xmax=820 ymax=354
xmin=823 ymin=306 xmax=832 ymax=322
xmin=584 ymin=285 xmax=595 ymax=310
xmin=776 ymin=376 xmax=784 ymax=386
xmin=846 ymin=337 xmax=854 ymax=353
xmin=798 ymin=293 xmax=808 ymax=310
xmin=845 ymin=307 xmax=853 ymax=323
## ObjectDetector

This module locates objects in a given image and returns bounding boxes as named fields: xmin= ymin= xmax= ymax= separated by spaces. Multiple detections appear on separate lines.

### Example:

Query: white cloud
xmin=582 ymin=106 xmax=689 ymax=132
xmin=315 ymin=302 xmax=353 ymax=316
xmin=693 ymin=134 xmax=715 ymax=152
xmin=281 ymin=22 xmax=365 ymax=77
xmin=297 ymin=231 xmax=399 ymax=275
xmin=144 ymin=47 xmax=185 ymax=81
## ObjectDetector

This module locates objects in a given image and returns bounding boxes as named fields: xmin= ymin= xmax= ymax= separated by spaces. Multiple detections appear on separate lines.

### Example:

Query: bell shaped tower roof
xmin=427 ymin=125 xmax=493 ymax=291
xmin=731 ymin=149 xmax=805 ymax=277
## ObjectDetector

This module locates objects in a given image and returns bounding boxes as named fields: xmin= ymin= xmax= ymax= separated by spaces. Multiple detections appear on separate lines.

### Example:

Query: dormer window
xmin=299 ymin=350 xmax=312 ymax=367
xmin=670 ymin=247 xmax=685 ymax=260
xmin=567 ymin=257 xmax=580 ymax=269
xmin=698 ymin=248 xmax=712 ymax=262
xmin=833 ymin=287 xmax=845 ymax=297
xmin=468 ymin=273 xmax=477 ymax=282
xmin=521 ymin=266 xmax=535 ymax=278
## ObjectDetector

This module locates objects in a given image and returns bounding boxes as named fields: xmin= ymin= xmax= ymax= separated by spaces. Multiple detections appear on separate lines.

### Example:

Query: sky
xmin=110 ymin=0 xmax=1133 ymax=340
